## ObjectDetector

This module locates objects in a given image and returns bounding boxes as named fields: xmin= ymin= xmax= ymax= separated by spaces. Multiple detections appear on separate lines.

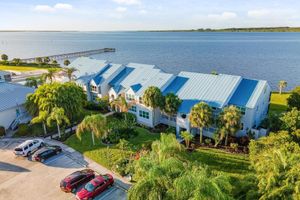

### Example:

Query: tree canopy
xmin=280 ymin=107 xmax=300 ymax=132
xmin=142 ymin=86 xmax=165 ymax=109
xmin=26 ymin=82 xmax=86 ymax=123
xmin=163 ymin=93 xmax=182 ymax=117
xmin=287 ymin=86 xmax=300 ymax=110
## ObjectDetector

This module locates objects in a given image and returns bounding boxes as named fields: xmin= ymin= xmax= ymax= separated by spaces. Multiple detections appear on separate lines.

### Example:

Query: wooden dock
xmin=20 ymin=48 xmax=116 ymax=63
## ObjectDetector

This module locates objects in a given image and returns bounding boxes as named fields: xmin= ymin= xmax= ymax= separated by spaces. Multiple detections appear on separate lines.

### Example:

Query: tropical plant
xmin=280 ymin=107 xmax=300 ymax=132
xmin=35 ymin=57 xmax=43 ymax=65
xmin=116 ymin=139 xmax=131 ymax=158
xmin=12 ymin=58 xmax=21 ymax=65
xmin=249 ymin=131 xmax=300 ymax=199
xmin=44 ymin=68 xmax=57 ymax=83
xmin=76 ymin=114 xmax=108 ymax=145
xmin=189 ymin=102 xmax=213 ymax=144
xmin=278 ymin=80 xmax=287 ymax=94
xmin=31 ymin=110 xmax=49 ymax=135
xmin=1 ymin=54 xmax=8 ymax=61
xmin=25 ymin=77 xmax=39 ymax=88
xmin=111 ymin=95 xmax=134 ymax=120
xmin=64 ymin=67 xmax=77 ymax=81
xmin=143 ymin=86 xmax=165 ymax=109
xmin=47 ymin=107 xmax=70 ymax=138
xmin=163 ymin=93 xmax=182 ymax=123
xmin=25 ymin=82 xmax=86 ymax=124
xmin=218 ymin=105 xmax=242 ymax=146
xmin=43 ymin=57 xmax=50 ymax=64
xmin=180 ymin=131 xmax=193 ymax=148
xmin=287 ymin=86 xmax=300 ymax=110
xmin=64 ymin=59 xmax=71 ymax=66
xmin=51 ymin=60 xmax=58 ymax=65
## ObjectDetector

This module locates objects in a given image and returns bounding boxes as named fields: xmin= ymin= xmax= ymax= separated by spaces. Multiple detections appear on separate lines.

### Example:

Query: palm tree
xmin=163 ymin=93 xmax=182 ymax=124
xmin=47 ymin=107 xmax=70 ymax=138
xmin=143 ymin=86 xmax=165 ymax=109
xmin=25 ymin=77 xmax=39 ymax=88
xmin=12 ymin=58 xmax=21 ymax=66
xmin=110 ymin=95 xmax=134 ymax=120
xmin=180 ymin=131 xmax=193 ymax=148
xmin=1 ymin=54 xmax=8 ymax=62
xmin=218 ymin=105 xmax=242 ymax=146
xmin=189 ymin=102 xmax=213 ymax=144
xmin=64 ymin=67 xmax=78 ymax=81
xmin=44 ymin=68 xmax=57 ymax=83
xmin=76 ymin=114 xmax=108 ymax=145
xmin=64 ymin=59 xmax=71 ymax=66
xmin=35 ymin=57 xmax=43 ymax=66
xmin=31 ymin=110 xmax=49 ymax=136
xmin=278 ymin=80 xmax=287 ymax=94
xmin=43 ymin=57 xmax=50 ymax=64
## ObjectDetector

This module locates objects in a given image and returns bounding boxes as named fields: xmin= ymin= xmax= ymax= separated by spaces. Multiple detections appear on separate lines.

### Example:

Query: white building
xmin=71 ymin=57 xmax=271 ymax=138
xmin=0 ymin=71 xmax=35 ymax=131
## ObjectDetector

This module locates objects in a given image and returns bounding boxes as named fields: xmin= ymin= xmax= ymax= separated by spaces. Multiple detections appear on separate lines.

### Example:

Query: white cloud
xmin=34 ymin=3 xmax=73 ymax=13
xmin=34 ymin=5 xmax=55 ymax=12
xmin=112 ymin=0 xmax=141 ymax=5
xmin=115 ymin=6 xmax=127 ymax=13
xmin=208 ymin=12 xmax=237 ymax=20
xmin=54 ymin=3 xmax=73 ymax=10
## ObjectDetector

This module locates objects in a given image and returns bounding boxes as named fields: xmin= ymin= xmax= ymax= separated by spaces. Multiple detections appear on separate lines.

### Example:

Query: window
xmin=139 ymin=97 xmax=143 ymax=104
xmin=126 ymin=94 xmax=135 ymax=101
xmin=129 ymin=106 xmax=137 ymax=112
xmin=139 ymin=110 xmax=149 ymax=119
xmin=29 ymin=143 xmax=33 ymax=147
xmin=91 ymin=85 xmax=98 ymax=92
xmin=241 ymin=123 xmax=244 ymax=130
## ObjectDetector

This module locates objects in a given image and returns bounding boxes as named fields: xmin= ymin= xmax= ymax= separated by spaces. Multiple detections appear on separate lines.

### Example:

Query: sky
xmin=1 ymin=0 xmax=300 ymax=31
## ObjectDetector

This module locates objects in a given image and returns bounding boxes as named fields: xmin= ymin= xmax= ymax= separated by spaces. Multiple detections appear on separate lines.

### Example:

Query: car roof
xmin=34 ymin=147 xmax=52 ymax=154
xmin=64 ymin=169 xmax=91 ymax=181
xmin=16 ymin=140 xmax=34 ymax=148
xmin=91 ymin=176 xmax=105 ymax=186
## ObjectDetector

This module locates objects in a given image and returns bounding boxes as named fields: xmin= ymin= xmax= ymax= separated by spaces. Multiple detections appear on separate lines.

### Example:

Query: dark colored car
xmin=32 ymin=145 xmax=62 ymax=162
xmin=76 ymin=174 xmax=114 ymax=200
xmin=60 ymin=169 xmax=95 ymax=193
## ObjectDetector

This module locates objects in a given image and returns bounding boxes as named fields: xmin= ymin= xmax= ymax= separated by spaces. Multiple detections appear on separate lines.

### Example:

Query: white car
xmin=14 ymin=139 xmax=44 ymax=157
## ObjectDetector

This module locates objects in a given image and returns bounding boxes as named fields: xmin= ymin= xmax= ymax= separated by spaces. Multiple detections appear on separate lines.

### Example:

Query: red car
xmin=60 ymin=169 xmax=95 ymax=193
xmin=76 ymin=174 xmax=114 ymax=200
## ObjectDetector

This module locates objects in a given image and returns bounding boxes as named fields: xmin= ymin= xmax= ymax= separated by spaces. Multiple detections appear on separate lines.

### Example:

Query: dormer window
xmin=126 ymin=94 xmax=135 ymax=101
xmin=139 ymin=96 xmax=143 ymax=104
xmin=91 ymin=85 xmax=98 ymax=92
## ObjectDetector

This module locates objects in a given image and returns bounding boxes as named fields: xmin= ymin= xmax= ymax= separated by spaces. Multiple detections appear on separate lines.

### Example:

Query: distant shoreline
xmin=1 ymin=27 xmax=300 ymax=32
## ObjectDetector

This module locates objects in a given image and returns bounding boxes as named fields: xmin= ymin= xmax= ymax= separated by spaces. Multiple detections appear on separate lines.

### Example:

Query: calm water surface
xmin=0 ymin=31 xmax=299 ymax=90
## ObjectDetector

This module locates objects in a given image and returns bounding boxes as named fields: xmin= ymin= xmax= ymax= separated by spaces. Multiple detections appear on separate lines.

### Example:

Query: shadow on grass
xmin=0 ymin=161 xmax=30 ymax=172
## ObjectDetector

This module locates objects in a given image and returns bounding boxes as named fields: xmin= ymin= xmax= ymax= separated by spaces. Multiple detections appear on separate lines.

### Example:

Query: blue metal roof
xmin=130 ymin=83 xmax=142 ymax=93
xmin=178 ymin=99 xmax=200 ymax=114
xmin=109 ymin=67 xmax=134 ymax=86
xmin=228 ymin=78 xmax=258 ymax=107
xmin=163 ymin=76 xmax=189 ymax=95
xmin=113 ymin=85 xmax=124 ymax=94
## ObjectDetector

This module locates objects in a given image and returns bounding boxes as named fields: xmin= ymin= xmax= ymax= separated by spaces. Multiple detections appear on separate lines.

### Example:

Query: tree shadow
xmin=0 ymin=161 xmax=30 ymax=172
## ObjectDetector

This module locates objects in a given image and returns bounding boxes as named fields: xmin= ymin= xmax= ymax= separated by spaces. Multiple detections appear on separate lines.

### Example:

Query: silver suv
xmin=14 ymin=139 xmax=44 ymax=157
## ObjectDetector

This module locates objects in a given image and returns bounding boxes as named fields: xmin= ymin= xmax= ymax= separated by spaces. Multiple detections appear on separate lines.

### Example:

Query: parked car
xmin=76 ymin=174 xmax=114 ymax=200
xmin=60 ymin=169 xmax=95 ymax=193
xmin=14 ymin=139 xmax=44 ymax=157
xmin=32 ymin=145 xmax=62 ymax=162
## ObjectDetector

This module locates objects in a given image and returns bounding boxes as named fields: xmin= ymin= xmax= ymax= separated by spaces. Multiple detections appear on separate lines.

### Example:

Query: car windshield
xmin=102 ymin=175 xmax=109 ymax=181
xmin=84 ymin=183 xmax=95 ymax=192
xmin=14 ymin=148 xmax=22 ymax=151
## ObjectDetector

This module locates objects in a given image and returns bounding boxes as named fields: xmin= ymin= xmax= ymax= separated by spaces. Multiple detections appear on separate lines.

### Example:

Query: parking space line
xmin=97 ymin=187 xmax=118 ymax=200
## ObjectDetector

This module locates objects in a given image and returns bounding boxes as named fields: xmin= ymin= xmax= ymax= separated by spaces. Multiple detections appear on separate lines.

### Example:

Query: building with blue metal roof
xmin=71 ymin=57 xmax=271 ymax=138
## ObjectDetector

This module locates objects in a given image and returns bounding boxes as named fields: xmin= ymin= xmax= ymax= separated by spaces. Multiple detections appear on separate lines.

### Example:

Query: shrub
xmin=0 ymin=126 xmax=5 ymax=136
xmin=230 ymin=143 xmax=239 ymax=152
xmin=113 ymin=158 xmax=130 ymax=176
xmin=15 ymin=123 xmax=30 ymax=136
xmin=165 ymin=126 xmax=176 ymax=134
xmin=204 ymin=138 xmax=212 ymax=145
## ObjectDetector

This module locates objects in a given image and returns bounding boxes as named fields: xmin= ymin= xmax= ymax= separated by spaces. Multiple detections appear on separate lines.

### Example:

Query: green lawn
xmin=0 ymin=65 xmax=60 ymax=72
xmin=64 ymin=127 xmax=160 ymax=169
xmin=269 ymin=92 xmax=290 ymax=114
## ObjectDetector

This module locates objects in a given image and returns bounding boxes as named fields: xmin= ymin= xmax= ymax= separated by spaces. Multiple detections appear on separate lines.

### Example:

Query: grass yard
xmin=269 ymin=92 xmax=290 ymax=114
xmin=0 ymin=65 xmax=60 ymax=72
xmin=65 ymin=127 xmax=160 ymax=169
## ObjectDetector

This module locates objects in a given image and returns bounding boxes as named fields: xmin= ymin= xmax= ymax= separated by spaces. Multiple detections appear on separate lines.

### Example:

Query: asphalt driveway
xmin=0 ymin=139 xmax=128 ymax=200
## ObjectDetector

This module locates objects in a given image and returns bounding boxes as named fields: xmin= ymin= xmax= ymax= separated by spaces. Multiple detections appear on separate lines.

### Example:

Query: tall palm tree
xmin=163 ymin=93 xmax=182 ymax=125
xmin=278 ymin=80 xmax=287 ymax=94
xmin=64 ymin=59 xmax=71 ymax=66
xmin=44 ymin=68 xmax=57 ymax=83
xmin=31 ymin=110 xmax=48 ymax=135
xmin=25 ymin=77 xmax=39 ymax=88
xmin=218 ymin=105 xmax=242 ymax=146
xmin=64 ymin=67 xmax=78 ymax=81
xmin=180 ymin=131 xmax=193 ymax=148
xmin=47 ymin=107 xmax=70 ymax=138
xmin=76 ymin=114 xmax=107 ymax=145
xmin=189 ymin=102 xmax=213 ymax=144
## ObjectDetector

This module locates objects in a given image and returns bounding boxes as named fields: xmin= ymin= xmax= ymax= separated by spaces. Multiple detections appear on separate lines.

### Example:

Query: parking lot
xmin=0 ymin=139 xmax=127 ymax=200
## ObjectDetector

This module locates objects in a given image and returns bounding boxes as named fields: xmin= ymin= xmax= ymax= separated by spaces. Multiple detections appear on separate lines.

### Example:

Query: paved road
xmin=0 ymin=139 xmax=127 ymax=200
